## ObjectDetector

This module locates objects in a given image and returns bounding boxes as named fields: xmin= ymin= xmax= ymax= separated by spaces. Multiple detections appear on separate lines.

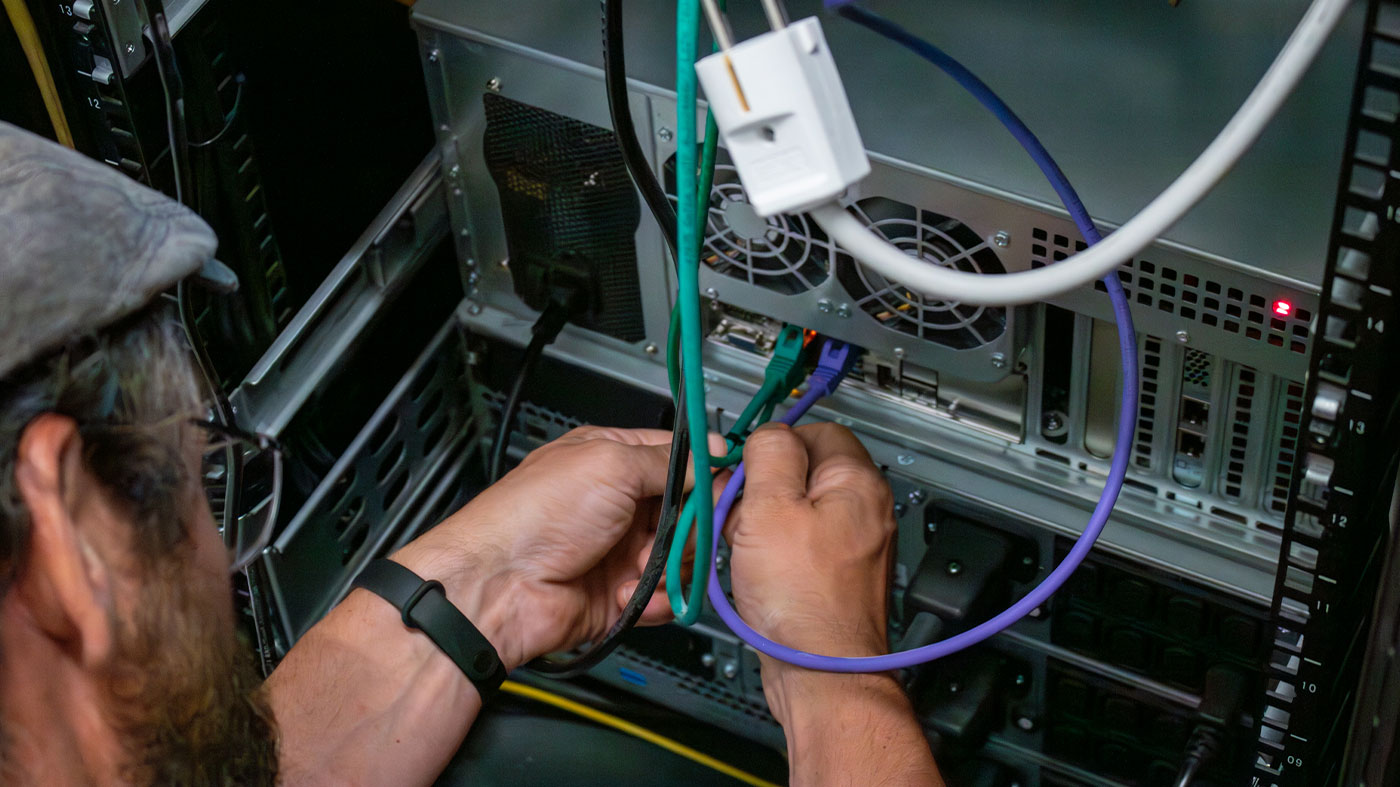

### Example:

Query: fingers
xmin=617 ymin=579 xmax=676 ymax=627
xmin=556 ymin=426 xmax=677 ymax=447
xmin=791 ymin=422 xmax=874 ymax=470
xmin=741 ymin=423 xmax=811 ymax=503
xmin=791 ymin=423 xmax=885 ymax=505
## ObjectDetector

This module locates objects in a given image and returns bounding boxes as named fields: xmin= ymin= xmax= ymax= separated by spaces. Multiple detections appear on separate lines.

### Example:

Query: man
xmin=0 ymin=121 xmax=941 ymax=785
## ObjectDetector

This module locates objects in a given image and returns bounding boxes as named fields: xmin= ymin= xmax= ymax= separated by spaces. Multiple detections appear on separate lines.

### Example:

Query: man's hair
xmin=0 ymin=304 xmax=204 ymax=591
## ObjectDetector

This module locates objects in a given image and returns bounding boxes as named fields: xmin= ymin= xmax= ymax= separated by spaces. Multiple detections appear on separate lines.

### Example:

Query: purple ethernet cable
xmin=707 ymin=275 xmax=1137 ymax=671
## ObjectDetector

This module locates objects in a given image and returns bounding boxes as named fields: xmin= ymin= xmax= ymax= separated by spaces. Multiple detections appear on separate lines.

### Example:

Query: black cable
xmin=1174 ymin=665 xmax=1247 ymax=786
xmin=488 ymin=301 xmax=571 ymax=483
xmin=143 ymin=0 xmax=191 ymax=207
xmin=519 ymin=0 xmax=694 ymax=679
xmin=604 ymin=0 xmax=678 ymax=261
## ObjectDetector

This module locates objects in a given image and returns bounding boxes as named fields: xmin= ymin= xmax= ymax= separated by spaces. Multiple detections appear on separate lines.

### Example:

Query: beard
xmin=103 ymin=556 xmax=279 ymax=786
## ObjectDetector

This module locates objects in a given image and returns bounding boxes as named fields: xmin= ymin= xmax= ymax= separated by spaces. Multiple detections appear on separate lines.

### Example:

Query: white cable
xmin=812 ymin=0 xmax=1352 ymax=306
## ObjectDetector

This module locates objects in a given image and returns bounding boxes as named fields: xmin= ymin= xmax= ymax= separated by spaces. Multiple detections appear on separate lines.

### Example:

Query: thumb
xmin=741 ymin=424 xmax=809 ymax=503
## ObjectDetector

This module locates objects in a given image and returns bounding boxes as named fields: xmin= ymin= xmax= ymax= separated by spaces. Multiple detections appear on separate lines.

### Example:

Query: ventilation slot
xmin=836 ymin=197 xmax=1008 ymax=349
xmin=1134 ymin=336 xmax=1163 ymax=470
xmin=1033 ymin=229 xmax=1313 ymax=355
xmin=1270 ymin=383 xmax=1306 ymax=514
xmin=1182 ymin=349 xmax=1213 ymax=390
xmin=1221 ymin=367 xmax=1258 ymax=501
xmin=664 ymin=152 xmax=830 ymax=295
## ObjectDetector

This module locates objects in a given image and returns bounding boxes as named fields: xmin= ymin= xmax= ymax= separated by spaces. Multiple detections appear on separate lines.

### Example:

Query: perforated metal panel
xmin=264 ymin=316 xmax=486 ymax=641
xmin=482 ymin=93 xmax=646 ymax=342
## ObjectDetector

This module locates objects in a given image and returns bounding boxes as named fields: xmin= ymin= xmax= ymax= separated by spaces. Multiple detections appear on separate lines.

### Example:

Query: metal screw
xmin=498 ymin=259 xmax=510 ymax=269
xmin=926 ymin=521 xmax=937 ymax=534
xmin=467 ymin=302 xmax=483 ymax=316
xmin=1043 ymin=412 xmax=1065 ymax=432
xmin=893 ymin=347 xmax=906 ymax=359
xmin=124 ymin=42 xmax=135 ymax=54
xmin=486 ymin=77 xmax=502 ymax=92
xmin=896 ymin=454 xmax=915 ymax=466
xmin=704 ymin=287 xmax=719 ymax=299
xmin=993 ymin=230 xmax=1011 ymax=248
xmin=1022 ymin=555 xmax=1035 ymax=567
xmin=447 ymin=164 xmax=461 ymax=182
xmin=658 ymin=127 xmax=674 ymax=142
xmin=428 ymin=48 xmax=440 ymax=63
xmin=1016 ymin=715 xmax=1037 ymax=732
xmin=722 ymin=661 xmax=739 ymax=679
xmin=715 ymin=553 xmax=726 ymax=570
xmin=990 ymin=352 xmax=1007 ymax=369
xmin=835 ymin=303 xmax=852 ymax=318
xmin=817 ymin=298 xmax=834 ymax=313
xmin=467 ymin=272 xmax=480 ymax=285
xmin=701 ymin=652 xmax=717 ymax=668
xmin=1175 ymin=330 xmax=1191 ymax=344
xmin=947 ymin=681 xmax=961 ymax=694
xmin=644 ymin=343 xmax=658 ymax=355
xmin=946 ymin=560 xmax=963 ymax=576
xmin=908 ymin=489 xmax=926 ymax=504
xmin=1014 ymin=673 xmax=1027 ymax=687
xmin=1029 ymin=606 xmax=1044 ymax=619
xmin=460 ymin=228 xmax=471 ymax=238
xmin=893 ymin=502 xmax=907 ymax=517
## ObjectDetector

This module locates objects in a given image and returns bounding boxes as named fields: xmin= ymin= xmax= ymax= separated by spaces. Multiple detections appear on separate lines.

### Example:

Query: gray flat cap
xmin=0 ymin=121 xmax=231 ymax=380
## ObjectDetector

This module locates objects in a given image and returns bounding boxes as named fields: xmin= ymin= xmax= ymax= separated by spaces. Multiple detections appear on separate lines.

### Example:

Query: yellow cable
xmin=499 ymin=680 xmax=782 ymax=787
xmin=3 ymin=0 xmax=75 ymax=148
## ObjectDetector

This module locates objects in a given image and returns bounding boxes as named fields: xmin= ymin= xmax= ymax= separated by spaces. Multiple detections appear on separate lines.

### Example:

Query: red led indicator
xmin=1273 ymin=300 xmax=1293 ymax=317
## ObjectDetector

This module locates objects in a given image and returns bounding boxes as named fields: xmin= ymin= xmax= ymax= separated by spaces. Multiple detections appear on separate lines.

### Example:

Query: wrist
xmin=389 ymin=528 xmax=530 ymax=672
xmin=764 ymin=663 xmax=907 ymax=726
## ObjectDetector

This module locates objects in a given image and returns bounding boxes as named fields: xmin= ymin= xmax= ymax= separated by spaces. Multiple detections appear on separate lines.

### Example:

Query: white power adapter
xmin=694 ymin=16 xmax=870 ymax=218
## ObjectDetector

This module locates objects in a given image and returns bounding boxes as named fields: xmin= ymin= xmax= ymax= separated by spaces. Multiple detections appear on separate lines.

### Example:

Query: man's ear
xmin=11 ymin=413 xmax=117 ymax=668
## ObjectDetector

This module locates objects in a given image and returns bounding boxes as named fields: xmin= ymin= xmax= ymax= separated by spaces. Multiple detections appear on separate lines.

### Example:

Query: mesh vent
xmin=664 ymin=152 xmax=830 ymax=295
xmin=1031 ymin=229 xmax=1312 ymax=355
xmin=1135 ymin=337 xmax=1163 ymax=470
xmin=1222 ymin=367 xmax=1258 ymax=501
xmin=1182 ymin=349 xmax=1213 ymax=389
xmin=835 ymin=198 xmax=1007 ymax=349
xmin=482 ymin=93 xmax=645 ymax=341
xmin=1271 ymin=382 xmax=1306 ymax=514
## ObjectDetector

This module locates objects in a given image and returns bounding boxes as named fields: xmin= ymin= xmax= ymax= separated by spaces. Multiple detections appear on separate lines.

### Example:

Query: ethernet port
xmin=1177 ymin=431 xmax=1205 ymax=459
xmin=1180 ymin=396 xmax=1210 ymax=428
xmin=1173 ymin=432 xmax=1206 ymax=487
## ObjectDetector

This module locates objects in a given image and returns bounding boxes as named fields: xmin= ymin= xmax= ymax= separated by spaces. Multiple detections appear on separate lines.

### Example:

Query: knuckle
xmin=743 ymin=424 xmax=798 ymax=456
xmin=558 ymin=424 xmax=606 ymax=442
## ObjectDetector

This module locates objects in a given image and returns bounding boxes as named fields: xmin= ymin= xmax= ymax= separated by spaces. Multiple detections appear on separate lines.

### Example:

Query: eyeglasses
xmin=193 ymin=419 xmax=284 ymax=574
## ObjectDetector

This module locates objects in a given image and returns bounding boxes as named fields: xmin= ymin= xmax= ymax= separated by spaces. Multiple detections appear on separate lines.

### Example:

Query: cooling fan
xmin=665 ymin=153 xmax=830 ymax=295
xmin=834 ymin=197 xmax=1007 ymax=350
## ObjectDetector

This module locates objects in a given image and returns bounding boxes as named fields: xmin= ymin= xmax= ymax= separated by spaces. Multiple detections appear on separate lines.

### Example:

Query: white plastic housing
xmin=694 ymin=17 xmax=870 ymax=218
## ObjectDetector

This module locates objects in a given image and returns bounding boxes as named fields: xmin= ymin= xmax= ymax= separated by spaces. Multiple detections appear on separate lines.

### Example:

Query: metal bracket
xmin=229 ymin=152 xmax=448 ymax=437
xmin=98 ymin=0 xmax=149 ymax=77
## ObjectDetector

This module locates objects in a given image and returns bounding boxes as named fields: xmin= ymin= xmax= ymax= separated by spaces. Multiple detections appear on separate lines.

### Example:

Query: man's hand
xmin=270 ymin=425 xmax=709 ymax=786
xmin=392 ymin=425 xmax=689 ymax=670
xmin=726 ymin=422 xmax=943 ymax=786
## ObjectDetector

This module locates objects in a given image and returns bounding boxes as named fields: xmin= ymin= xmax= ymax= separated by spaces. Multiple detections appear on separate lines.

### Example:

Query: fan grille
xmin=665 ymin=154 xmax=830 ymax=295
xmin=835 ymin=198 xmax=1007 ymax=350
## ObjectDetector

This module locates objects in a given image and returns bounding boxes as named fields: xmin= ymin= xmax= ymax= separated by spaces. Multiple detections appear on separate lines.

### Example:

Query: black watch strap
xmin=351 ymin=558 xmax=507 ymax=701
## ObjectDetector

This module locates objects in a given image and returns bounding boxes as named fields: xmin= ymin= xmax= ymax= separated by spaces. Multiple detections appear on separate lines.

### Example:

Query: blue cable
xmin=696 ymin=3 xmax=1139 ymax=671
xmin=835 ymin=4 xmax=1104 ymax=246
